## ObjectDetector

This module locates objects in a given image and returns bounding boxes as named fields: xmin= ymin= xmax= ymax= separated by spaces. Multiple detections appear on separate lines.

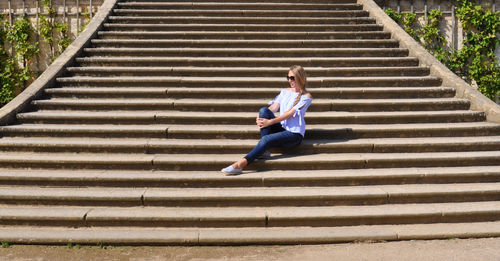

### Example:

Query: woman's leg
xmin=258 ymin=107 xmax=284 ymax=137
xmin=222 ymin=108 xmax=293 ymax=174
xmin=224 ymin=131 xmax=302 ymax=173
xmin=257 ymin=106 xmax=284 ymax=159
xmin=244 ymin=131 xmax=303 ymax=165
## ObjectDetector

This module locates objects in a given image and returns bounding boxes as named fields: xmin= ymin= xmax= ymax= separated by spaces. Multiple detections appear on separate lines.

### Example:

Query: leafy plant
xmin=401 ymin=12 xmax=418 ymax=39
xmin=0 ymin=36 xmax=21 ymax=104
xmin=385 ymin=2 xmax=500 ymax=100
xmin=1 ymin=1 xmax=90 ymax=108
xmin=6 ymin=16 xmax=39 ymax=64
xmin=385 ymin=7 xmax=402 ymax=22
xmin=1 ymin=15 xmax=38 ymax=106
xmin=54 ymin=21 xmax=71 ymax=54
xmin=78 ymin=8 xmax=92 ymax=34
xmin=39 ymin=0 xmax=56 ymax=59
xmin=67 ymin=242 xmax=82 ymax=249
xmin=385 ymin=8 xmax=418 ymax=39
xmin=453 ymin=0 xmax=500 ymax=99
xmin=39 ymin=15 xmax=54 ymax=45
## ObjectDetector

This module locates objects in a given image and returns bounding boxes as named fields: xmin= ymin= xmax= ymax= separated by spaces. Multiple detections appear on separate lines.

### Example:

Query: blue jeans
xmin=244 ymin=107 xmax=303 ymax=164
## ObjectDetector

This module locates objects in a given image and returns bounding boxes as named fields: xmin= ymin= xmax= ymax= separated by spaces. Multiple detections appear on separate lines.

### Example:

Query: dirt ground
xmin=0 ymin=237 xmax=499 ymax=261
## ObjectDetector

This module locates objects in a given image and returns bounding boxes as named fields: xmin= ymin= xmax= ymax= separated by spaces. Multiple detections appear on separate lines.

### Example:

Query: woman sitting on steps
xmin=221 ymin=65 xmax=313 ymax=175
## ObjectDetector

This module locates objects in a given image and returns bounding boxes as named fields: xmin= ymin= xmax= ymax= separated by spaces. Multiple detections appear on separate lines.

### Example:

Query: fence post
xmin=451 ymin=0 xmax=457 ymax=50
xmin=424 ymin=0 xmax=428 ymax=22
xmin=50 ymin=0 xmax=53 ymax=59
xmin=77 ymin=0 xmax=80 ymax=31
xmin=35 ymin=0 xmax=38 ymax=74
xmin=8 ymin=0 xmax=13 ymax=26
xmin=8 ymin=0 xmax=14 ymax=55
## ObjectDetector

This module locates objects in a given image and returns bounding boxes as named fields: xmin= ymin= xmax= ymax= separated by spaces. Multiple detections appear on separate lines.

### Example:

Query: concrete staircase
xmin=0 ymin=0 xmax=499 ymax=245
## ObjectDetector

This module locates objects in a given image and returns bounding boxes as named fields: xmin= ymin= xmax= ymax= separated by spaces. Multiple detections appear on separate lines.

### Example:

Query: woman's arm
xmin=257 ymin=107 xmax=296 ymax=129
xmin=257 ymin=93 xmax=312 ymax=128
xmin=268 ymin=102 xmax=279 ymax=113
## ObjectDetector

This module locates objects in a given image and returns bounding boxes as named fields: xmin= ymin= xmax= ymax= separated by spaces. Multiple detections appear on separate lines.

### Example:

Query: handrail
xmin=359 ymin=0 xmax=500 ymax=123
xmin=0 ymin=0 xmax=119 ymax=126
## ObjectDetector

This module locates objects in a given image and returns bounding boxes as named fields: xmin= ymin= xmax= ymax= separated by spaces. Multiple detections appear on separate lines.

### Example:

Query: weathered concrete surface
xmin=0 ymin=222 xmax=499 ymax=245
xmin=0 ymin=0 xmax=498 ymax=246
xmin=1 ymin=237 xmax=499 ymax=261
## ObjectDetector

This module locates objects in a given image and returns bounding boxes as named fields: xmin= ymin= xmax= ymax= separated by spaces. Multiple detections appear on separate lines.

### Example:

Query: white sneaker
xmin=221 ymin=165 xmax=242 ymax=175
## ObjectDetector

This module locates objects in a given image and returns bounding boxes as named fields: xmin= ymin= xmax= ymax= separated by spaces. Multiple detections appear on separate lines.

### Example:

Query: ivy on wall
xmin=39 ymin=0 xmax=71 ymax=60
xmin=386 ymin=0 xmax=500 ymax=100
xmin=454 ymin=0 xmax=500 ymax=99
xmin=1 ymin=2 xmax=90 ymax=107
xmin=1 ymin=15 xmax=39 ymax=105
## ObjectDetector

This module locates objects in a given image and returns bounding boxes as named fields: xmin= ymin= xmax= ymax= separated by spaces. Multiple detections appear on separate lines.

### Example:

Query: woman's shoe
xmin=221 ymin=165 xmax=242 ymax=175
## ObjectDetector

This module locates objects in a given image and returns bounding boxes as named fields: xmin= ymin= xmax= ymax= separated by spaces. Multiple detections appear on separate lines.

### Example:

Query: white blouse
xmin=269 ymin=89 xmax=313 ymax=137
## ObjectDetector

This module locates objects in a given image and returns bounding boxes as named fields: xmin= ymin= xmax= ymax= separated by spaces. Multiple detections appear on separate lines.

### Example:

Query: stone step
xmin=163 ymin=87 xmax=454 ymax=99
xmin=75 ymin=56 xmax=419 ymax=67
xmin=2 ymin=122 xmax=499 ymax=139
xmin=164 ymin=122 xmax=500 ymax=139
xmin=31 ymin=97 xmax=467 ymax=112
xmin=0 ymin=221 xmax=499 ymax=245
xmin=45 ymin=87 xmax=169 ymax=98
xmin=148 ymin=152 xmax=500 ymax=171
xmin=28 ymin=98 xmax=457 ymax=112
xmin=119 ymin=0 xmax=358 ymax=3
xmin=17 ymin=110 xmax=483 ymax=125
xmin=107 ymin=16 xmax=376 ymax=25
xmin=44 ymin=87 xmax=455 ymax=99
xmin=102 ymin=23 xmax=385 ymax=32
xmin=0 ymin=166 xmax=498 ymax=187
xmin=0 ymin=124 xmax=170 ymax=138
xmin=55 ymin=76 xmax=441 ymax=88
xmin=0 ymin=202 xmax=498 ymax=227
xmin=0 ymin=182 xmax=498 ymax=206
xmin=83 ymin=47 xmax=410 ymax=57
xmin=0 ymin=0 xmax=497 ymax=245
xmin=0 ymin=151 xmax=498 ymax=171
xmin=112 ymin=9 xmax=368 ymax=17
xmin=65 ymin=66 xmax=430 ymax=77
xmin=90 ymin=39 xmax=399 ymax=49
xmin=327 ymin=98 xmax=469 ymax=112
xmin=97 ymin=31 xmax=392 ymax=40
xmin=1 ymin=136 xmax=498 ymax=154
xmin=116 ymin=2 xmax=361 ymax=10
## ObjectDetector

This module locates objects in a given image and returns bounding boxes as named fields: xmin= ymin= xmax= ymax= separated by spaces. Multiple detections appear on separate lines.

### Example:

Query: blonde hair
xmin=289 ymin=65 xmax=307 ymax=107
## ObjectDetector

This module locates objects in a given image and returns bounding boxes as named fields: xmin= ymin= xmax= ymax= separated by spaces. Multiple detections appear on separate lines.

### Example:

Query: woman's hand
xmin=256 ymin=118 xmax=273 ymax=129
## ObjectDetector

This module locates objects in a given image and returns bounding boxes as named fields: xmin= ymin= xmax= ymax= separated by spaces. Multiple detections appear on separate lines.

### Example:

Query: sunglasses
xmin=286 ymin=76 xmax=295 ymax=81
